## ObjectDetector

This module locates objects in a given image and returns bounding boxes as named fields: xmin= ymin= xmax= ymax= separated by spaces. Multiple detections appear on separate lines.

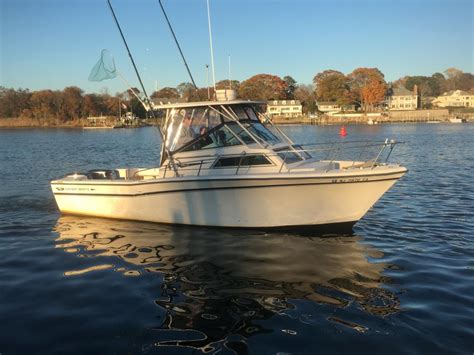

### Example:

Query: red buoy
xmin=339 ymin=126 xmax=347 ymax=137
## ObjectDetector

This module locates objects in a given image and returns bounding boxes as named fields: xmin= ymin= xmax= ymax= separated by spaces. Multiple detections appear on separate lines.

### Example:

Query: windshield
xmin=165 ymin=107 xmax=222 ymax=152
xmin=165 ymin=105 xmax=282 ymax=153
xmin=274 ymin=145 xmax=312 ymax=164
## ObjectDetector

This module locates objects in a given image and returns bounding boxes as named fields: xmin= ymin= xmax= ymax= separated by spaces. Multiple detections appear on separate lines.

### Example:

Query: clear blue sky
xmin=1 ymin=0 xmax=472 ymax=95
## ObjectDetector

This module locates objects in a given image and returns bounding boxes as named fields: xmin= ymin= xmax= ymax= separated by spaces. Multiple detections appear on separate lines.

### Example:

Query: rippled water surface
xmin=0 ymin=124 xmax=473 ymax=354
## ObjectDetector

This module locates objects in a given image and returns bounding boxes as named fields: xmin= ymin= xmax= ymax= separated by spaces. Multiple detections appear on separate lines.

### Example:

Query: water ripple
xmin=1 ymin=124 xmax=473 ymax=354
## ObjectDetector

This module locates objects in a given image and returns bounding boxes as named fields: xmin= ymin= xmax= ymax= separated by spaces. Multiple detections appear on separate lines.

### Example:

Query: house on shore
xmin=317 ymin=102 xmax=341 ymax=114
xmin=387 ymin=87 xmax=419 ymax=111
xmin=316 ymin=102 xmax=357 ymax=115
xmin=432 ymin=90 xmax=474 ymax=108
xmin=266 ymin=100 xmax=302 ymax=118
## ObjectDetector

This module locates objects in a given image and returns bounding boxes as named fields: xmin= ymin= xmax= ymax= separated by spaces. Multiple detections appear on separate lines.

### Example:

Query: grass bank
xmin=0 ymin=117 xmax=86 ymax=129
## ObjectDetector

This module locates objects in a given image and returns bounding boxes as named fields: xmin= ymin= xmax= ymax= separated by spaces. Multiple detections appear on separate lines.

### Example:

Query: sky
xmin=1 ymin=0 xmax=473 ymax=95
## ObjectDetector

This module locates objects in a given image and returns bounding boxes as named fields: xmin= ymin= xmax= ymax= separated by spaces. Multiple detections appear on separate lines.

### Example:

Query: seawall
xmin=271 ymin=109 xmax=467 ymax=125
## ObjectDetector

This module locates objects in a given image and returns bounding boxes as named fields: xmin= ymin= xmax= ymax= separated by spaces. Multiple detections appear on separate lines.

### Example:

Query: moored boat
xmin=449 ymin=116 xmax=466 ymax=123
xmin=51 ymin=98 xmax=407 ymax=230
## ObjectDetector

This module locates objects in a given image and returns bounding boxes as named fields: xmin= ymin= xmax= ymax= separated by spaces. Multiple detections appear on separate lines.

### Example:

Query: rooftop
xmin=391 ymin=87 xmax=416 ymax=96
xmin=440 ymin=89 xmax=471 ymax=96
xmin=317 ymin=102 xmax=340 ymax=106
xmin=267 ymin=100 xmax=301 ymax=106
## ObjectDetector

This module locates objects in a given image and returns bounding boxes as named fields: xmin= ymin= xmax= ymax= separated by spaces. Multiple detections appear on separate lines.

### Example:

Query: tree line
xmin=1 ymin=67 xmax=473 ymax=120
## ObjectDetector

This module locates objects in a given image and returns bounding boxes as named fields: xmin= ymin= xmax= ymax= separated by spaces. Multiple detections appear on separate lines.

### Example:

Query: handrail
xmin=167 ymin=140 xmax=402 ymax=162
xmin=130 ymin=140 xmax=403 ymax=180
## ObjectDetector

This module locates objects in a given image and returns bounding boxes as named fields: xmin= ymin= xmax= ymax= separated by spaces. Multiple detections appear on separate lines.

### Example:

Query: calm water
xmin=0 ymin=124 xmax=473 ymax=354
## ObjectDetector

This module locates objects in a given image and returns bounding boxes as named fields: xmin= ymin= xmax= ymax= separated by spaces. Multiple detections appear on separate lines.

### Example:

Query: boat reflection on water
xmin=54 ymin=216 xmax=399 ymax=350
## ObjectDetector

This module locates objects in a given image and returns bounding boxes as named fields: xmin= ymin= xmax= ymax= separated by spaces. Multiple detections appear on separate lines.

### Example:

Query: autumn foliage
xmin=313 ymin=68 xmax=388 ymax=111
xmin=239 ymin=74 xmax=287 ymax=101
xmin=313 ymin=70 xmax=353 ymax=105
xmin=151 ymin=87 xmax=179 ymax=99
xmin=348 ymin=68 xmax=387 ymax=111
xmin=1 ymin=67 xmax=473 ymax=121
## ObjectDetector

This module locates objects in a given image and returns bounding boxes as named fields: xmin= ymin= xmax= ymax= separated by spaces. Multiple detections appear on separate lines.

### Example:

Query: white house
xmin=432 ymin=90 xmax=474 ymax=108
xmin=266 ymin=100 xmax=302 ymax=118
xmin=387 ymin=87 xmax=419 ymax=111
xmin=317 ymin=102 xmax=341 ymax=113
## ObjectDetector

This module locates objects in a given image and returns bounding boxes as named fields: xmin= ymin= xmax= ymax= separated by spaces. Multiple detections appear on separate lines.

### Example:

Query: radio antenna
xmin=228 ymin=54 xmax=231 ymax=90
xmin=207 ymin=0 xmax=216 ymax=94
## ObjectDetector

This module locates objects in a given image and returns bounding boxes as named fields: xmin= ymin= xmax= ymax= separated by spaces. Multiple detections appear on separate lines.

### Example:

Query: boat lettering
xmin=56 ymin=187 xmax=96 ymax=192
xmin=331 ymin=177 xmax=369 ymax=183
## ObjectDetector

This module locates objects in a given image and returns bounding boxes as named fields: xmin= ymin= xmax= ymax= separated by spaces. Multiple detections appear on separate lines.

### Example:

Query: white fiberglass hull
xmin=51 ymin=167 xmax=406 ymax=229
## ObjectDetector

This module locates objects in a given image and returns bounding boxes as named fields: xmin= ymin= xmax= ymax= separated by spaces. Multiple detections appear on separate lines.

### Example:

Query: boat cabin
xmin=154 ymin=100 xmax=312 ymax=177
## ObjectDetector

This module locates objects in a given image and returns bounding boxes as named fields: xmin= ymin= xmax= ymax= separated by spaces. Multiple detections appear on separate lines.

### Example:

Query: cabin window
xmin=244 ymin=122 xmax=280 ymax=145
xmin=180 ymin=124 xmax=241 ymax=152
xmin=226 ymin=122 xmax=255 ymax=144
xmin=243 ymin=106 xmax=259 ymax=121
xmin=293 ymin=144 xmax=312 ymax=159
xmin=213 ymin=155 xmax=272 ymax=168
xmin=166 ymin=105 xmax=281 ymax=153
xmin=276 ymin=150 xmax=302 ymax=164
xmin=274 ymin=145 xmax=310 ymax=164
xmin=166 ymin=108 xmax=223 ymax=152
xmin=227 ymin=105 xmax=259 ymax=122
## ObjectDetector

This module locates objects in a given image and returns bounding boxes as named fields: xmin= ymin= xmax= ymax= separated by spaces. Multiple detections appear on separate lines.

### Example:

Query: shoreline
xmin=1 ymin=112 xmax=473 ymax=129
xmin=2 ymin=121 xmax=472 ymax=129
xmin=0 ymin=118 xmax=158 ymax=130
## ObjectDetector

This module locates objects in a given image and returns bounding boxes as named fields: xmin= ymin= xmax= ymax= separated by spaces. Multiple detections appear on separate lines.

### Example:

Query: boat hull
xmin=51 ymin=168 xmax=406 ymax=228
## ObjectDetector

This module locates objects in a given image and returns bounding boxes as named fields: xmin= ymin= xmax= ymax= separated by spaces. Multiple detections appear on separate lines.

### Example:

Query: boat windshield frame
xmin=162 ymin=103 xmax=284 ymax=155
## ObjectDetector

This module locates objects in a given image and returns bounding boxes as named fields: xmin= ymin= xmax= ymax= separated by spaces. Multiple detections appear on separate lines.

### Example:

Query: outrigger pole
xmin=157 ymin=0 xmax=198 ymax=90
xmin=106 ymin=0 xmax=178 ymax=172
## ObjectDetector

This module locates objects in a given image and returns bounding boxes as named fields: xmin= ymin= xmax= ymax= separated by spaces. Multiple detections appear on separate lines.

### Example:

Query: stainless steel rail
xmin=132 ymin=140 xmax=402 ymax=179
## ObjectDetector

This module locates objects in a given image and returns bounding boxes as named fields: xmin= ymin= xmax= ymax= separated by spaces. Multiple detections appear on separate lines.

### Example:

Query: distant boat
xmin=449 ymin=116 xmax=466 ymax=123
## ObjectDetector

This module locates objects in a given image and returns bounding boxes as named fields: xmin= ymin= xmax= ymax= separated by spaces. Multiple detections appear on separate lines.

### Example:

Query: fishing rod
xmin=106 ymin=0 xmax=178 ymax=172
xmin=106 ymin=0 xmax=154 ymax=110
xmin=157 ymin=0 xmax=198 ymax=90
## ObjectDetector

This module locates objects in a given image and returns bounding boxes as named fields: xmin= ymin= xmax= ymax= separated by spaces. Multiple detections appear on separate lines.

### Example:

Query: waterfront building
xmin=266 ymin=100 xmax=302 ymax=118
xmin=86 ymin=116 xmax=111 ymax=127
xmin=387 ymin=87 xmax=419 ymax=110
xmin=432 ymin=90 xmax=474 ymax=108
xmin=316 ymin=102 xmax=341 ymax=113
xmin=316 ymin=102 xmax=357 ymax=115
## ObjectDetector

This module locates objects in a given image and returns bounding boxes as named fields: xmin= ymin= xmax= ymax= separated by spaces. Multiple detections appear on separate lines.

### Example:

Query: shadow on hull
xmin=60 ymin=212 xmax=355 ymax=237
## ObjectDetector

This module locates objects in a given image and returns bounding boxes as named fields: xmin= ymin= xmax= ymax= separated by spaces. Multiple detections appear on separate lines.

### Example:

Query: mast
xmin=228 ymin=54 xmax=231 ymax=90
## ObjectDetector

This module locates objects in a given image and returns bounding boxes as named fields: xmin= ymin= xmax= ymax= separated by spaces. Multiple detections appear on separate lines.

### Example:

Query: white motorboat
xmin=51 ymin=99 xmax=407 ymax=230
xmin=449 ymin=116 xmax=466 ymax=123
